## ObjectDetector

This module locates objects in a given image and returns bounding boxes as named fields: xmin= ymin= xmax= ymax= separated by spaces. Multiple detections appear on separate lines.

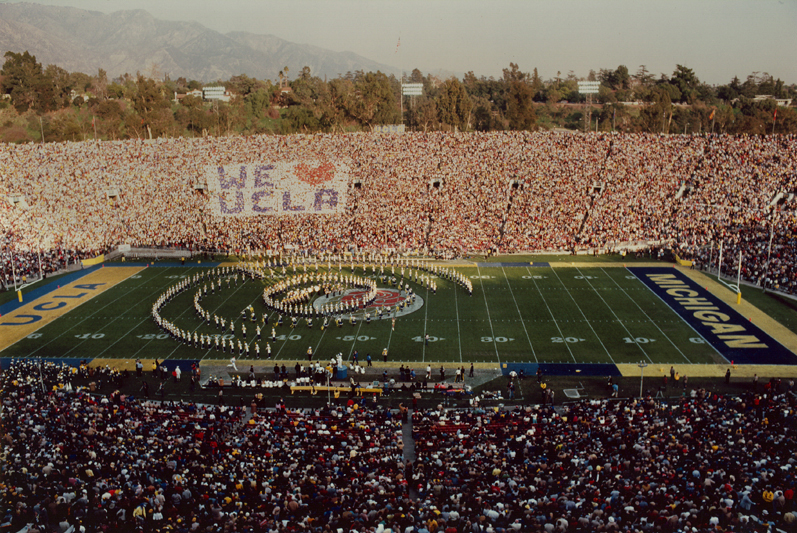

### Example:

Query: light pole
xmin=638 ymin=361 xmax=648 ymax=398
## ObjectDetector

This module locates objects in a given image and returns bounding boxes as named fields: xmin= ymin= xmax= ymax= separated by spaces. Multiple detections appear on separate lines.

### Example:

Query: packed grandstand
xmin=1 ymin=132 xmax=796 ymax=294
xmin=1 ymin=360 xmax=796 ymax=532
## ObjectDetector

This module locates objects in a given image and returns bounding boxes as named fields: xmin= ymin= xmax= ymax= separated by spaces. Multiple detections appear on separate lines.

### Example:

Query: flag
xmin=395 ymin=37 xmax=400 ymax=53
xmin=774 ymin=108 xmax=777 ymax=121
xmin=709 ymin=109 xmax=715 ymax=120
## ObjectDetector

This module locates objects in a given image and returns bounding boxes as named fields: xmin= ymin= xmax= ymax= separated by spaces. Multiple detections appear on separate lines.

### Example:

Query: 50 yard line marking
xmin=501 ymin=266 xmax=537 ymax=363
xmin=526 ymin=267 xmax=576 ymax=363
xmin=550 ymin=268 xmax=615 ymax=363
xmin=602 ymin=267 xmax=692 ymax=364
xmin=476 ymin=265 xmax=500 ymax=362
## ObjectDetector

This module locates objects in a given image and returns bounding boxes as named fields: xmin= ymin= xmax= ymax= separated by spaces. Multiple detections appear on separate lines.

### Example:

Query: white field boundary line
xmin=345 ymin=320 xmax=365 ymax=362
xmin=102 ymin=268 xmax=207 ymax=359
xmin=200 ymin=276 xmax=280 ymax=362
xmin=1 ymin=267 xmax=143 ymax=355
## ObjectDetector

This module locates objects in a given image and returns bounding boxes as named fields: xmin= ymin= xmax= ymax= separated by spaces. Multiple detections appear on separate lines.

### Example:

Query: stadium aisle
xmin=403 ymin=410 xmax=416 ymax=463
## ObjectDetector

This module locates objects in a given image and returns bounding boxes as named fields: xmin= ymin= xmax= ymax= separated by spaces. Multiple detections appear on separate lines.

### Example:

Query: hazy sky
xmin=9 ymin=0 xmax=797 ymax=84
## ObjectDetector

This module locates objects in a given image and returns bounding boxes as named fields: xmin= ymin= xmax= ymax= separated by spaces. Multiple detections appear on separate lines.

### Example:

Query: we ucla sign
xmin=205 ymin=161 xmax=350 ymax=217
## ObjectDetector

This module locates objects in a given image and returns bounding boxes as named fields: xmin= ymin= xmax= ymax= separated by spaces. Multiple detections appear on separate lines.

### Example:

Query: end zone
xmin=0 ymin=267 xmax=145 ymax=353
xmin=628 ymin=266 xmax=797 ymax=365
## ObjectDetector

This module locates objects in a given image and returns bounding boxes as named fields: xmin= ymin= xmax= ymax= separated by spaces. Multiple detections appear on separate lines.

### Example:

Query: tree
xmin=1 ymin=51 xmax=51 ymax=112
xmin=344 ymin=71 xmax=399 ymax=130
xmin=638 ymin=86 xmax=672 ymax=132
xmin=437 ymin=77 xmax=472 ymax=130
xmin=44 ymin=64 xmax=76 ymax=109
xmin=228 ymin=74 xmax=267 ymax=97
xmin=413 ymin=98 xmax=438 ymax=132
xmin=614 ymin=65 xmax=630 ymax=90
xmin=283 ymin=106 xmax=321 ymax=133
xmin=634 ymin=65 xmax=654 ymax=87
xmin=670 ymin=64 xmax=700 ymax=103
xmin=93 ymin=68 xmax=108 ymax=99
xmin=717 ymin=76 xmax=741 ymax=101
xmin=504 ymin=66 xmax=536 ymax=131
xmin=132 ymin=75 xmax=173 ymax=139
xmin=503 ymin=63 xmax=528 ymax=84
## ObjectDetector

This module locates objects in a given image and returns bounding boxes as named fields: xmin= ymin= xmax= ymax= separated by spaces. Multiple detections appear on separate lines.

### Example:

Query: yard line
xmin=44 ymin=268 xmax=173 ymax=358
xmin=501 ymin=266 xmax=537 ymax=363
xmin=420 ymin=285 xmax=429 ymax=362
xmin=573 ymin=267 xmax=650 ymax=364
xmin=601 ymin=267 xmax=692 ymax=363
xmin=452 ymin=276 xmax=463 ymax=363
xmin=346 ymin=320 xmax=365 ymax=361
xmin=526 ymin=267 xmax=576 ymax=363
xmin=549 ymin=268 xmax=615 ymax=363
xmin=313 ymin=326 xmax=329 ymax=361
xmin=476 ymin=266 xmax=500 ymax=363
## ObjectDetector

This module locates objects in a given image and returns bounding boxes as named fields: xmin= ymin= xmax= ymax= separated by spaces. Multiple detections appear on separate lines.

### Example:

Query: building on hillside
xmin=752 ymin=95 xmax=792 ymax=107
xmin=174 ymin=89 xmax=203 ymax=103
xmin=202 ymin=86 xmax=232 ymax=102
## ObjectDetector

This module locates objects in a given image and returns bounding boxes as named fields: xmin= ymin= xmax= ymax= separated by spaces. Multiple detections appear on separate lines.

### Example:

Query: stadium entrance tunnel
xmin=502 ymin=362 xmax=621 ymax=377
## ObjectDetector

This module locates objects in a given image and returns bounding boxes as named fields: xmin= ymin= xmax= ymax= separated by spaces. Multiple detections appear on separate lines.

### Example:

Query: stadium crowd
xmin=1 ymin=132 xmax=796 ymax=292
xmin=2 ymin=359 xmax=796 ymax=533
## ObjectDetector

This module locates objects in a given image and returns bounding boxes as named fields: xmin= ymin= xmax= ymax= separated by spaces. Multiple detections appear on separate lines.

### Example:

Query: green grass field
xmin=2 ymin=263 xmax=739 ymax=366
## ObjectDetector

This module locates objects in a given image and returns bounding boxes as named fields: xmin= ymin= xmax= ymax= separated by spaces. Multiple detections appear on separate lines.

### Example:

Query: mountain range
xmin=0 ymin=2 xmax=401 ymax=82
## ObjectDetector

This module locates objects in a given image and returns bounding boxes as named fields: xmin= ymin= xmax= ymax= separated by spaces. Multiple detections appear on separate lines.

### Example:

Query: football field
xmin=2 ymin=261 xmax=797 ymax=374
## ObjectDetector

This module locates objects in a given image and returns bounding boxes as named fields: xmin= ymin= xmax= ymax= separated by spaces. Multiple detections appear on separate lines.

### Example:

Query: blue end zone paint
xmin=503 ymin=363 xmax=620 ymax=377
xmin=629 ymin=267 xmax=797 ymax=365
xmin=476 ymin=262 xmax=550 ymax=267
xmin=0 ymin=267 xmax=100 ymax=316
